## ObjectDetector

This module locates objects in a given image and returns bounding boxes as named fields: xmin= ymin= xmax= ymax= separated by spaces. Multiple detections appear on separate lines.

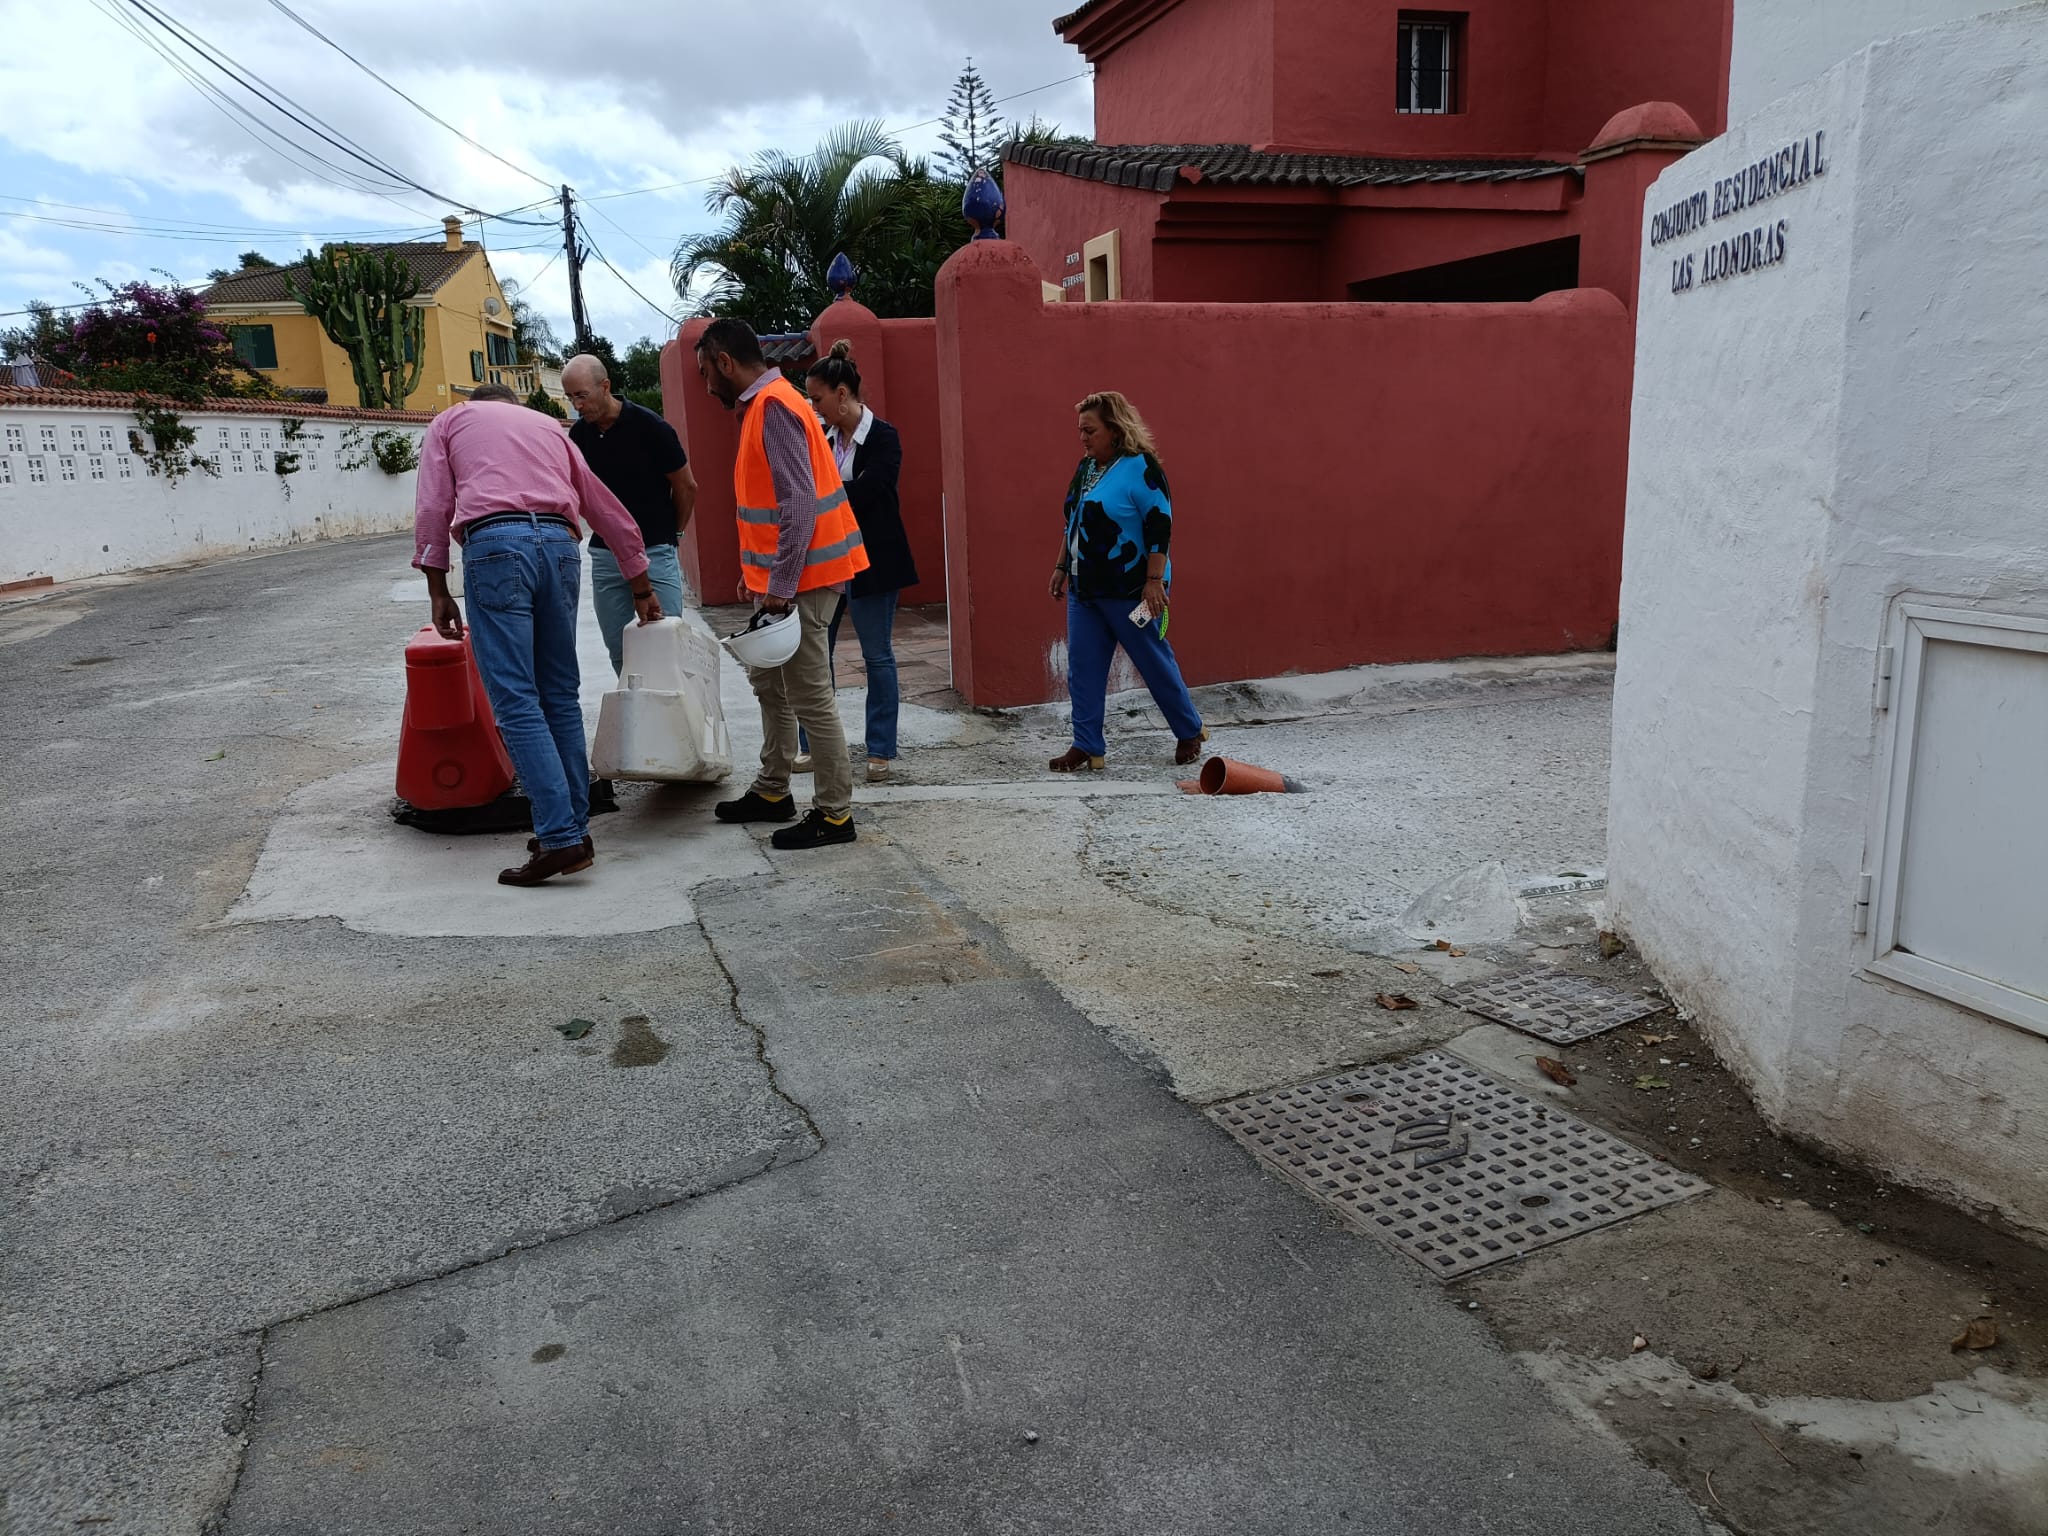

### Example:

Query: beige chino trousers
xmin=744 ymin=588 xmax=852 ymax=818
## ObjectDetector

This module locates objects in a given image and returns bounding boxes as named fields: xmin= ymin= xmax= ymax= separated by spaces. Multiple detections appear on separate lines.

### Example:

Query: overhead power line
xmin=117 ymin=0 xmax=463 ymax=207
xmin=258 ymin=0 xmax=556 ymax=193
xmin=574 ymin=215 xmax=679 ymax=327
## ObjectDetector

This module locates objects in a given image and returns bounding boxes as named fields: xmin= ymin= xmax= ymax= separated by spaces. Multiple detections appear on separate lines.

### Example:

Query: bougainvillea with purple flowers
xmin=51 ymin=280 xmax=268 ymax=402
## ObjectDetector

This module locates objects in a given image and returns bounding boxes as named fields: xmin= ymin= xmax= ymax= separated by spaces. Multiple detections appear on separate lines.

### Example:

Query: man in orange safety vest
xmin=695 ymin=318 xmax=869 ymax=851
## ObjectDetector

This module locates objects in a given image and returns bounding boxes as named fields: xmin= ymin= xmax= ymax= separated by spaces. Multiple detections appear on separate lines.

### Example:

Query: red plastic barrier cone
xmin=395 ymin=626 xmax=515 ymax=810
xmin=1198 ymin=756 xmax=1291 ymax=796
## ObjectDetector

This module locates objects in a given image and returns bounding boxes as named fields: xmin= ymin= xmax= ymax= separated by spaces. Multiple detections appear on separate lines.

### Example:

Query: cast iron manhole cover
xmin=1209 ymin=1052 xmax=1709 ymax=1279
xmin=1437 ymin=969 xmax=1666 ymax=1044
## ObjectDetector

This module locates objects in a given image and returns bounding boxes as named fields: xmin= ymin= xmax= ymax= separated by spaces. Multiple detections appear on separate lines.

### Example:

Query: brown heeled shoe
xmin=1049 ymin=747 xmax=1106 ymax=773
xmin=1175 ymin=728 xmax=1209 ymax=766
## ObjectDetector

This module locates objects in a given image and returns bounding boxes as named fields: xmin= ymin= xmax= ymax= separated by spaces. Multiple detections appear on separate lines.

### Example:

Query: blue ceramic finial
xmin=962 ymin=172 xmax=1005 ymax=241
xmin=826 ymin=252 xmax=857 ymax=298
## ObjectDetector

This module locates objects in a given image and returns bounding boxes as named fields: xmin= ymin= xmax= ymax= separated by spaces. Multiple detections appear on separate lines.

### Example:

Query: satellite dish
xmin=483 ymin=297 xmax=503 ymax=316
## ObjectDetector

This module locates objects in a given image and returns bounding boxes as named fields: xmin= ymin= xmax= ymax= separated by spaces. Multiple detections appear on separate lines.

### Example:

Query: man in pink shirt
xmin=414 ymin=383 xmax=660 ymax=886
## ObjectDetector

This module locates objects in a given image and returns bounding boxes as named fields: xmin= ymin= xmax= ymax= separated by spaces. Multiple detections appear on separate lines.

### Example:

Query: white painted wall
xmin=1613 ymin=6 xmax=2048 ymax=1235
xmin=1730 ymin=0 xmax=2032 ymax=119
xmin=0 ymin=403 xmax=422 ymax=586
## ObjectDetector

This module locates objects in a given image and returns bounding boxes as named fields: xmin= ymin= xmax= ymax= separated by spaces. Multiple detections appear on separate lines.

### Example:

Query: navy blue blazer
xmin=840 ymin=416 xmax=919 ymax=597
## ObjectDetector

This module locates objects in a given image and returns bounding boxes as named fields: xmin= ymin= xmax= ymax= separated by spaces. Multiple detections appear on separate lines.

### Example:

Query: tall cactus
xmin=285 ymin=244 xmax=426 ymax=410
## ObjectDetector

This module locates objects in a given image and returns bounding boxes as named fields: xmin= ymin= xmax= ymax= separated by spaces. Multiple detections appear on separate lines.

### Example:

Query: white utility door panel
xmin=1867 ymin=604 xmax=2048 ymax=1037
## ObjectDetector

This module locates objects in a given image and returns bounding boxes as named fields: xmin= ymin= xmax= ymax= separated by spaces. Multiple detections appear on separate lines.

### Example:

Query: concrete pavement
xmin=4 ymin=533 xmax=1696 ymax=1533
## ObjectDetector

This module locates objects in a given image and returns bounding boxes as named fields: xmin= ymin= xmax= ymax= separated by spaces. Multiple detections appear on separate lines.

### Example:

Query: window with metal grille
xmin=1397 ymin=16 xmax=1461 ymax=114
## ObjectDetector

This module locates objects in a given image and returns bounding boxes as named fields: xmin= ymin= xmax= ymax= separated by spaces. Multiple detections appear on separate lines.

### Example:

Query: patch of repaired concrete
xmin=228 ymin=763 xmax=772 ymax=937
xmin=1523 ymin=1349 xmax=2048 ymax=1536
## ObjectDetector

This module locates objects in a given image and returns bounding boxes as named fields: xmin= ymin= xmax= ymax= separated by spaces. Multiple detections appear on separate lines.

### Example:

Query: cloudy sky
xmin=0 ymin=0 xmax=1094 ymax=350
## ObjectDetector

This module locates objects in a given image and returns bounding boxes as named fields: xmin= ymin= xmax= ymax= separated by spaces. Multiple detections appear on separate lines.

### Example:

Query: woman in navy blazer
xmin=807 ymin=341 xmax=920 ymax=778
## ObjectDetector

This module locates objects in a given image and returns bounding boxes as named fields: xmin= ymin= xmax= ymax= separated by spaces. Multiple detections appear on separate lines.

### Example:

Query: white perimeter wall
xmin=1731 ymin=0 xmax=2030 ymax=120
xmin=0 ymin=404 xmax=422 ymax=586
xmin=1613 ymin=6 xmax=2048 ymax=1234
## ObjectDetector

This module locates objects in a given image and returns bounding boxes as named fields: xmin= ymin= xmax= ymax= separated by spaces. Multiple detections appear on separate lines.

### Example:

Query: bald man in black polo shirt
xmin=563 ymin=353 xmax=697 ymax=673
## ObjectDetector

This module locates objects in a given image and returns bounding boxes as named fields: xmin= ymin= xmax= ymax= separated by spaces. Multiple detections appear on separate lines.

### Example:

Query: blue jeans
xmin=590 ymin=543 xmax=686 ymax=674
xmin=831 ymin=590 xmax=902 ymax=760
xmin=461 ymin=519 xmax=589 ymax=851
xmin=1066 ymin=593 xmax=1203 ymax=757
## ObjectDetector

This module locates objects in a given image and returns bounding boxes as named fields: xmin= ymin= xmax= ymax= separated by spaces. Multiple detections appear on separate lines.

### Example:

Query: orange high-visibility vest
xmin=734 ymin=375 xmax=868 ymax=594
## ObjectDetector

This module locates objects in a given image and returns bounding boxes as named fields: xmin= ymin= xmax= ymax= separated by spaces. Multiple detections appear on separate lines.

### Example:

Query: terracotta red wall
xmin=876 ymin=319 xmax=946 ymax=607
xmin=937 ymin=242 xmax=1633 ymax=707
xmin=1092 ymin=0 xmax=1275 ymax=147
xmin=1545 ymin=0 xmax=1731 ymax=149
xmin=1085 ymin=0 xmax=1729 ymax=159
xmin=673 ymin=307 xmax=947 ymax=610
xmin=1004 ymin=164 xmax=1163 ymax=303
xmin=1270 ymin=0 xmax=1551 ymax=155
xmin=665 ymin=327 xmax=742 ymax=604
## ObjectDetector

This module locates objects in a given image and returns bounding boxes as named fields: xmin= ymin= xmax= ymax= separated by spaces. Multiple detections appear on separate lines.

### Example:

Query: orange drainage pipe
xmin=1179 ymin=756 xmax=1306 ymax=796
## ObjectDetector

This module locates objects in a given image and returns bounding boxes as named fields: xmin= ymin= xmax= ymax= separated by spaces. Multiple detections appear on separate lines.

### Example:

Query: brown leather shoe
xmin=1175 ymin=728 xmax=1210 ymax=766
xmin=499 ymin=841 xmax=595 ymax=886
xmin=1049 ymin=747 xmax=1106 ymax=773
xmin=527 ymin=834 xmax=594 ymax=856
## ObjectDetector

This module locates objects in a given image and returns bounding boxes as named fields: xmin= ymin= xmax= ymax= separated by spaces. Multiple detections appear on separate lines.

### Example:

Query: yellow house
xmin=200 ymin=217 xmax=545 ymax=412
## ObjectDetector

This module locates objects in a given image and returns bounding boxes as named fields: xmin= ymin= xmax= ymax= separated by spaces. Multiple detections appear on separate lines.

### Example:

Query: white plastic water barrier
xmin=590 ymin=616 xmax=733 ymax=783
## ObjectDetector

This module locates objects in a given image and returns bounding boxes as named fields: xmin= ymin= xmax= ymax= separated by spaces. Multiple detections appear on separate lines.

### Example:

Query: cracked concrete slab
xmin=215 ymin=844 xmax=1705 ymax=1536
xmin=0 ymin=1344 xmax=259 ymax=1536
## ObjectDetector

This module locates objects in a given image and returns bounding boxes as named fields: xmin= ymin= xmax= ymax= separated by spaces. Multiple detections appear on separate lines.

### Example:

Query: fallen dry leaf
xmin=1599 ymin=931 xmax=1627 ymax=959
xmin=1631 ymin=1334 xmax=1649 ymax=1353
xmin=1640 ymin=1033 xmax=1674 ymax=1047
xmin=1952 ymin=1316 xmax=1999 ymax=1352
xmin=1428 ymin=940 xmax=1468 ymax=957
xmin=1634 ymin=1075 xmax=1672 ymax=1091
xmin=1375 ymin=993 xmax=1421 ymax=1011
xmin=1535 ymin=1057 xmax=1577 ymax=1087
xmin=1393 ymin=961 xmax=1423 ymax=975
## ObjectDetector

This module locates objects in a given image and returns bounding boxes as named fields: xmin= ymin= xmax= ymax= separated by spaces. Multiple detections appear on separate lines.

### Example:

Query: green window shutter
xmin=470 ymin=350 xmax=484 ymax=382
xmin=230 ymin=325 xmax=277 ymax=370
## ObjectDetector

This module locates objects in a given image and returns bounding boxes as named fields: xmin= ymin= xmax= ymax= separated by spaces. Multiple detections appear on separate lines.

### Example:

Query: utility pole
xmin=560 ymin=184 xmax=592 ymax=354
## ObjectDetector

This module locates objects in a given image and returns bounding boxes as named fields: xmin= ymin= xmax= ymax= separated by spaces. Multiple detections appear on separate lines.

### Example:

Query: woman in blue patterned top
xmin=1047 ymin=391 xmax=1207 ymax=772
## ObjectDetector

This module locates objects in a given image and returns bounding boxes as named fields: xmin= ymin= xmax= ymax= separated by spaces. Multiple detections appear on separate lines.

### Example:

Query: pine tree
xmin=937 ymin=59 xmax=1006 ymax=184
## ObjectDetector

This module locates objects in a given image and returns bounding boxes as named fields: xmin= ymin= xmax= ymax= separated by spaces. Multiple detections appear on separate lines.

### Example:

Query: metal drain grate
xmin=1437 ymin=969 xmax=1666 ymax=1045
xmin=1210 ymin=1052 xmax=1709 ymax=1279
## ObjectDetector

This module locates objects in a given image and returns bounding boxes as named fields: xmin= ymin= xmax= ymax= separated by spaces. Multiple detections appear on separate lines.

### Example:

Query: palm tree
xmin=672 ymin=121 xmax=935 ymax=331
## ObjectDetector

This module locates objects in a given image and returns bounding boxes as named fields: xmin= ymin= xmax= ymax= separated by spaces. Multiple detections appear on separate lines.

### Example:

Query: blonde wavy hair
xmin=1076 ymin=390 xmax=1159 ymax=460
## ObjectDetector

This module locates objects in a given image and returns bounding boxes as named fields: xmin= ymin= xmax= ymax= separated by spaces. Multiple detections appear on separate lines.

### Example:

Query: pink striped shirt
xmin=413 ymin=400 xmax=650 ymax=580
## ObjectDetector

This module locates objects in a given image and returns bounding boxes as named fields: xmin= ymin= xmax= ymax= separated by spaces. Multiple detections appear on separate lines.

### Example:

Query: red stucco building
xmin=1006 ymin=0 xmax=1733 ymax=310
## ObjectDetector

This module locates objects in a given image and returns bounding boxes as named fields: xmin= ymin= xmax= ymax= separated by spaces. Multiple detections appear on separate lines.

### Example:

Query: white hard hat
xmin=721 ymin=606 xmax=801 ymax=669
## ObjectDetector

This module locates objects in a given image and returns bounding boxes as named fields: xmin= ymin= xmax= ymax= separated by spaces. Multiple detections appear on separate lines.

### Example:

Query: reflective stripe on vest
xmin=732 ymin=377 xmax=869 ymax=593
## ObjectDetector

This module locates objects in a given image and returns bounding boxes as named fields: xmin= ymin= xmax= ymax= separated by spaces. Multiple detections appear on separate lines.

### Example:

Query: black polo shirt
xmin=568 ymin=398 xmax=688 ymax=549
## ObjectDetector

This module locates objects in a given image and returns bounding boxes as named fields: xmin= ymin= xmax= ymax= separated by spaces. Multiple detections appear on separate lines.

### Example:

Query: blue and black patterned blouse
xmin=1061 ymin=451 xmax=1173 ymax=601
